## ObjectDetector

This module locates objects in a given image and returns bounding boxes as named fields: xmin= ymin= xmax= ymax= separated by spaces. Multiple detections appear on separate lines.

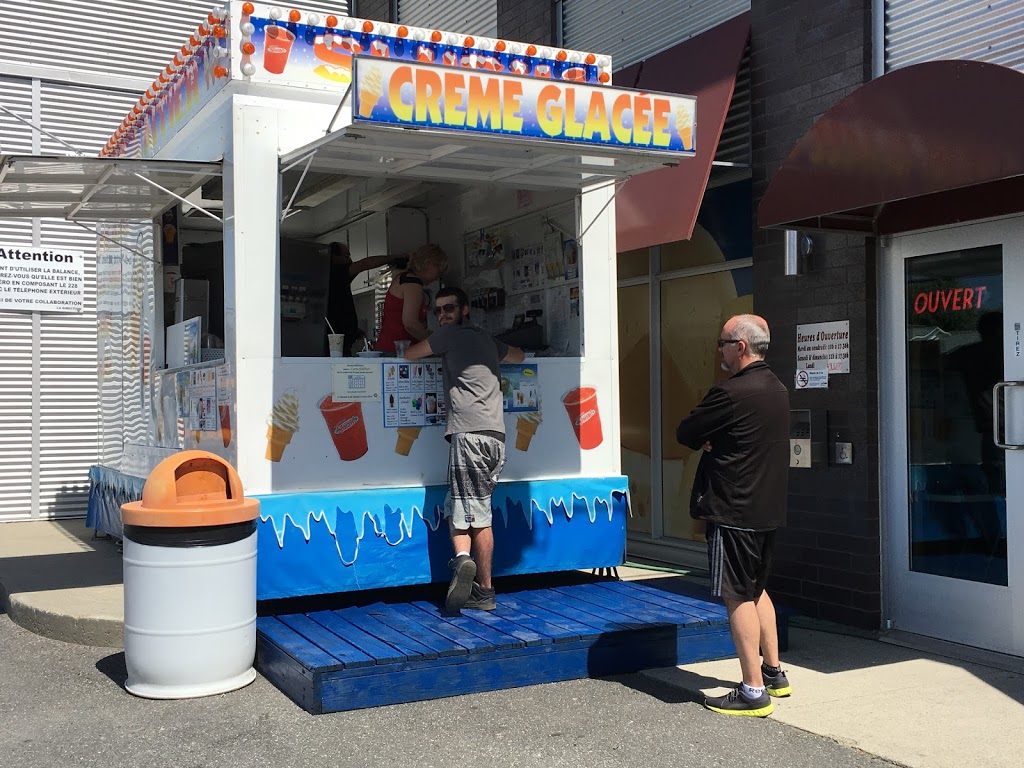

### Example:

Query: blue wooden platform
xmin=256 ymin=579 xmax=752 ymax=714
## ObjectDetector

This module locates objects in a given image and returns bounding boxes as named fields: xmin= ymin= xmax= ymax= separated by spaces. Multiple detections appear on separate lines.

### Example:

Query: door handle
xmin=993 ymin=381 xmax=1024 ymax=449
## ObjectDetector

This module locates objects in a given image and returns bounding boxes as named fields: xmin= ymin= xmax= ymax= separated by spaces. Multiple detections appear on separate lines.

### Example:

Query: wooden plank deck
xmin=256 ymin=578 xmax=773 ymax=714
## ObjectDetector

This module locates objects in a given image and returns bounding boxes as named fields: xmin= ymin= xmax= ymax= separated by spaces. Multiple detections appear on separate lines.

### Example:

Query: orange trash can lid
xmin=121 ymin=450 xmax=259 ymax=527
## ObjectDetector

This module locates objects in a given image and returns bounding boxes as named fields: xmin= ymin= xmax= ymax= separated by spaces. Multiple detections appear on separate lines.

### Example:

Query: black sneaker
xmin=762 ymin=665 xmax=792 ymax=697
xmin=704 ymin=686 xmax=774 ymax=717
xmin=463 ymin=582 xmax=496 ymax=611
xmin=445 ymin=555 xmax=476 ymax=613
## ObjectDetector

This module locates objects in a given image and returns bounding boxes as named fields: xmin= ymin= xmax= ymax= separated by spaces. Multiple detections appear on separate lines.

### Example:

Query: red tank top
xmin=375 ymin=273 xmax=427 ymax=353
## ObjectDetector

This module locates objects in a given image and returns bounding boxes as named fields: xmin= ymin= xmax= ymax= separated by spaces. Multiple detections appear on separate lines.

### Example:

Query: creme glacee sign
xmin=352 ymin=56 xmax=696 ymax=154
xmin=0 ymin=246 xmax=85 ymax=314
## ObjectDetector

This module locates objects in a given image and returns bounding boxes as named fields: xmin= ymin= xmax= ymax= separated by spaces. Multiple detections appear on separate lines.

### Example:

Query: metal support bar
xmin=131 ymin=172 xmax=222 ymax=223
xmin=0 ymin=103 xmax=83 ymax=156
xmin=66 ymin=164 xmax=117 ymax=219
xmin=281 ymin=152 xmax=316 ymax=221
xmin=73 ymin=221 xmax=159 ymax=265
xmin=281 ymin=151 xmax=318 ymax=174
xmin=577 ymin=178 xmax=629 ymax=242
xmin=325 ymin=83 xmax=353 ymax=136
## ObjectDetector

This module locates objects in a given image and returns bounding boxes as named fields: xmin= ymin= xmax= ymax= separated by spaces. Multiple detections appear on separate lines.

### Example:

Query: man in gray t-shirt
xmin=406 ymin=287 xmax=524 ymax=613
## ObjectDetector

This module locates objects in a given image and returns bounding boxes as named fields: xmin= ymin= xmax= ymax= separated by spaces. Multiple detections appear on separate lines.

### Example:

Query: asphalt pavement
xmin=0 ymin=612 xmax=896 ymax=768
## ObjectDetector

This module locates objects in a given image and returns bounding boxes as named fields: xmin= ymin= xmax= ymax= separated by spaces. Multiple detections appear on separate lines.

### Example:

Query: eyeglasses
xmin=433 ymin=303 xmax=458 ymax=317
xmin=717 ymin=338 xmax=742 ymax=348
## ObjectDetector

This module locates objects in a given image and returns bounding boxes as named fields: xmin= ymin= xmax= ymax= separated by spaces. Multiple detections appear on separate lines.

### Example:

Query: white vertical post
xmin=579 ymin=181 xmax=621 ymax=473
xmin=649 ymin=246 xmax=663 ymax=541
xmin=223 ymin=100 xmax=281 ymax=493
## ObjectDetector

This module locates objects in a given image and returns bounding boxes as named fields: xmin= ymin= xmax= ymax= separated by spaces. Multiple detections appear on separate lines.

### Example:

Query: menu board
xmin=382 ymin=361 xmax=446 ymax=428
xmin=380 ymin=361 xmax=541 ymax=427
xmin=500 ymin=364 xmax=540 ymax=412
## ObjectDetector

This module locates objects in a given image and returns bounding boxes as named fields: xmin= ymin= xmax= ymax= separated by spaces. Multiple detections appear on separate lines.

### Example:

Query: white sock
xmin=741 ymin=683 xmax=765 ymax=700
xmin=456 ymin=551 xmax=471 ymax=558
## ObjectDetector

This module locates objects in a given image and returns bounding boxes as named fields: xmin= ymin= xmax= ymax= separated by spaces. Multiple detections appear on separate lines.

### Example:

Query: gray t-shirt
xmin=430 ymin=324 xmax=509 ymax=438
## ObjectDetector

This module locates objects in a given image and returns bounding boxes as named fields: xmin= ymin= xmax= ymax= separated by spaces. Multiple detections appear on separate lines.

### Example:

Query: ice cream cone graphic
xmin=219 ymin=403 xmax=231 ymax=448
xmin=266 ymin=391 xmax=300 ymax=462
xmin=395 ymin=426 xmax=422 ymax=456
xmin=515 ymin=411 xmax=543 ymax=452
xmin=358 ymin=65 xmax=384 ymax=118
xmin=676 ymin=105 xmax=693 ymax=151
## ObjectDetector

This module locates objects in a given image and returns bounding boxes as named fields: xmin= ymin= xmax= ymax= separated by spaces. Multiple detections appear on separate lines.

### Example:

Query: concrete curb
xmin=1 ymin=583 xmax=123 ymax=648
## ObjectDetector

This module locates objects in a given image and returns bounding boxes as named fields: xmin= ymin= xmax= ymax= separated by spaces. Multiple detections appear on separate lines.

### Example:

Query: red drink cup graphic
xmin=318 ymin=397 xmax=368 ymax=461
xmin=263 ymin=25 xmax=296 ymax=74
xmin=562 ymin=67 xmax=586 ymax=82
xmin=562 ymin=387 xmax=603 ymax=450
xmin=417 ymin=45 xmax=435 ymax=62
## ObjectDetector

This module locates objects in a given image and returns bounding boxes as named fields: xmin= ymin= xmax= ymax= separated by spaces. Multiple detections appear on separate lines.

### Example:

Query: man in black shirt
xmin=676 ymin=314 xmax=791 ymax=717
xmin=325 ymin=242 xmax=400 ymax=355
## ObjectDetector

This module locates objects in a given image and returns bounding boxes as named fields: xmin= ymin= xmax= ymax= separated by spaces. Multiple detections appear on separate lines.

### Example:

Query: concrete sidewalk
xmin=0 ymin=519 xmax=123 ymax=647
xmin=2 ymin=519 xmax=1023 ymax=768
xmin=640 ymin=628 xmax=1024 ymax=768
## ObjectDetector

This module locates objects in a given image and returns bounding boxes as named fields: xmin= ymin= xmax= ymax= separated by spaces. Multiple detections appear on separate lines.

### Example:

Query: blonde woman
xmin=374 ymin=244 xmax=448 ymax=354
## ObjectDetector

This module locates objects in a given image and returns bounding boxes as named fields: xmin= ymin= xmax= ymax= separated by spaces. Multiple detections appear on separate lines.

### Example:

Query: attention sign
xmin=0 ymin=246 xmax=85 ymax=313
xmin=352 ymin=56 xmax=696 ymax=155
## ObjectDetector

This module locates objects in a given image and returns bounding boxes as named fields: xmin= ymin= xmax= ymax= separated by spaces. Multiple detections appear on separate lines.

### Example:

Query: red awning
xmin=614 ymin=13 xmax=750 ymax=252
xmin=758 ymin=60 xmax=1024 ymax=235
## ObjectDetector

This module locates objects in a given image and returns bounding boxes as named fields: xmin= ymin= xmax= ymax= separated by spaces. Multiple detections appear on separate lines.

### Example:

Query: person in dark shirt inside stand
xmin=324 ymin=242 xmax=402 ymax=356
xmin=676 ymin=314 xmax=792 ymax=717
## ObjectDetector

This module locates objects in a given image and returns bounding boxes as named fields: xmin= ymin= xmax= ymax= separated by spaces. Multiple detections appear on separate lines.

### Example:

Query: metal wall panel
xmin=0 ymin=77 xmax=149 ymax=519
xmin=0 ymin=2 xmax=352 ymax=83
xmin=562 ymin=0 xmax=749 ymax=70
xmin=398 ymin=0 xmax=498 ymax=37
xmin=39 ymin=83 xmax=139 ymax=156
xmin=38 ymin=217 xmax=101 ymax=518
xmin=0 ymin=77 xmax=36 ymax=520
xmin=0 ymin=2 xmax=213 ymax=82
xmin=716 ymin=47 xmax=751 ymax=166
xmin=885 ymin=0 xmax=1024 ymax=72
xmin=562 ymin=1 xmax=751 ymax=166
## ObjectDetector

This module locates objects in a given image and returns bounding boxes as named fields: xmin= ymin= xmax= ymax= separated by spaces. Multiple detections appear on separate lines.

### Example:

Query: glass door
xmin=883 ymin=218 xmax=1024 ymax=656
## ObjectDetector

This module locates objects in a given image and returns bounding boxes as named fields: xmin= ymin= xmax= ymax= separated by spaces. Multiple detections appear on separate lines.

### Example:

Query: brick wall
xmin=497 ymin=0 xmax=554 ymax=46
xmin=750 ymin=0 xmax=881 ymax=628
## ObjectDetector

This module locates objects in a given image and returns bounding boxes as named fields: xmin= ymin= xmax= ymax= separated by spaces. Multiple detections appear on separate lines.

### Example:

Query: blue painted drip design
xmin=86 ymin=465 xmax=145 ymax=538
xmin=255 ymin=477 xmax=629 ymax=599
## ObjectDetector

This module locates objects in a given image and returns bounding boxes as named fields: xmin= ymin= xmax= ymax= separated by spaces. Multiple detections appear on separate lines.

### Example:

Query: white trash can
xmin=121 ymin=451 xmax=260 ymax=699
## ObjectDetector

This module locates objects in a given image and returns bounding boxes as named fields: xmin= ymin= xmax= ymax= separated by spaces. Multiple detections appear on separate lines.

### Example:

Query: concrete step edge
xmin=1 ymin=583 xmax=123 ymax=649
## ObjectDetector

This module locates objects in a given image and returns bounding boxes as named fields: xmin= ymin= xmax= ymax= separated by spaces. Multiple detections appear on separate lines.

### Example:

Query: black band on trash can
xmin=123 ymin=519 xmax=257 ymax=548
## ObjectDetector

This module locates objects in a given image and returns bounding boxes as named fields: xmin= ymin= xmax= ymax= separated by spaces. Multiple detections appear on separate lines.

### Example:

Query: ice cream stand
xmin=0 ymin=3 xmax=743 ymax=710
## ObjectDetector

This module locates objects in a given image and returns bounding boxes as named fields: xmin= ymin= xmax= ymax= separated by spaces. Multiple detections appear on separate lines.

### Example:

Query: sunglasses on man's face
xmin=433 ymin=302 xmax=459 ymax=317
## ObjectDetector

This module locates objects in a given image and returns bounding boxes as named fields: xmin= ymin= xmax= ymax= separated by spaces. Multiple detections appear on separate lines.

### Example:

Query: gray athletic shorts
xmin=444 ymin=432 xmax=506 ymax=530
